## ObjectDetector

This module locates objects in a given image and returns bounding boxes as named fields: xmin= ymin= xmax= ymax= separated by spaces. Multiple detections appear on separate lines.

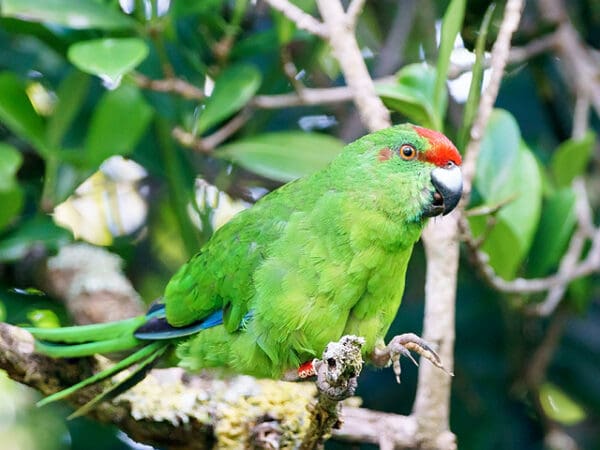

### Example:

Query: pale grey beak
xmin=424 ymin=164 xmax=463 ymax=217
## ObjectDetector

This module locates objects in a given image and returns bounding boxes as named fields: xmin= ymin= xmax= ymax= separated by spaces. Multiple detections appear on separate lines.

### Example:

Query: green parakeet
xmin=27 ymin=124 xmax=462 ymax=415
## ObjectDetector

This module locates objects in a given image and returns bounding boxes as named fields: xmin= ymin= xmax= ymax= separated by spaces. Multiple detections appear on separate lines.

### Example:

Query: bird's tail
xmin=26 ymin=314 xmax=169 ymax=418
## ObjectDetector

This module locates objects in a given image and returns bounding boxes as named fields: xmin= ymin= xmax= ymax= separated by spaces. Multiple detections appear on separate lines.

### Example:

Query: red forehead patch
xmin=414 ymin=126 xmax=462 ymax=167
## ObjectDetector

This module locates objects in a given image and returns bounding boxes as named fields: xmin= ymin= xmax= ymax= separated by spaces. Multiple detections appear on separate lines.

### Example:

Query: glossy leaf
xmin=46 ymin=71 xmax=91 ymax=149
xmin=434 ymin=0 xmax=466 ymax=121
xmin=85 ymin=84 xmax=153 ymax=167
xmin=474 ymin=109 xmax=521 ymax=200
xmin=527 ymin=188 xmax=576 ymax=276
xmin=2 ymin=0 xmax=134 ymax=30
xmin=550 ymin=131 xmax=596 ymax=187
xmin=376 ymin=63 xmax=442 ymax=130
xmin=539 ymin=383 xmax=586 ymax=426
xmin=217 ymin=132 xmax=344 ymax=182
xmin=470 ymin=110 xmax=543 ymax=279
xmin=68 ymin=38 xmax=149 ymax=85
xmin=0 ymin=72 xmax=49 ymax=155
xmin=195 ymin=64 xmax=261 ymax=135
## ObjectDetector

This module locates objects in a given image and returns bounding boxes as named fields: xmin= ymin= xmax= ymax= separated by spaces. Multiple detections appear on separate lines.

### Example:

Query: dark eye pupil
xmin=402 ymin=146 xmax=414 ymax=156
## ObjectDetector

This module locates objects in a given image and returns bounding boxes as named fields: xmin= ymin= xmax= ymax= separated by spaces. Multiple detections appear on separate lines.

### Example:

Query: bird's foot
xmin=371 ymin=333 xmax=453 ymax=383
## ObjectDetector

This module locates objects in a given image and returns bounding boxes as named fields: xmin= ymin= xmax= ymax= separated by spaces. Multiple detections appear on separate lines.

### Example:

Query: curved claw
xmin=371 ymin=332 xmax=454 ymax=384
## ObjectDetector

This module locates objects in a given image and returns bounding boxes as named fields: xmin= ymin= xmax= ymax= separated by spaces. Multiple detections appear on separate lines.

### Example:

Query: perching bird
xmin=27 ymin=124 xmax=462 ymax=417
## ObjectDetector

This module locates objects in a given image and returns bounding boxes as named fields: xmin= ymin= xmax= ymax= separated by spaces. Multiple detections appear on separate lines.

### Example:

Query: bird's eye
xmin=399 ymin=144 xmax=417 ymax=160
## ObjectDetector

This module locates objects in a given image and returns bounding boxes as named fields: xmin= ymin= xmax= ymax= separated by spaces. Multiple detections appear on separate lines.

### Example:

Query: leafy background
xmin=0 ymin=0 xmax=599 ymax=449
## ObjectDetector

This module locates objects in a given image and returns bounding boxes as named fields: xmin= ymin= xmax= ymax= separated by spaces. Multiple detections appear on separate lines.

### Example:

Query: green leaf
xmin=474 ymin=109 xmax=521 ymax=200
xmin=0 ymin=216 xmax=71 ymax=262
xmin=376 ymin=63 xmax=442 ymax=130
xmin=217 ymin=132 xmax=344 ymax=182
xmin=459 ymin=4 xmax=495 ymax=149
xmin=487 ymin=145 xmax=542 ymax=278
xmin=0 ymin=143 xmax=23 ymax=191
xmin=470 ymin=110 xmax=543 ymax=279
xmin=434 ymin=0 xmax=466 ymax=122
xmin=85 ymin=84 xmax=153 ymax=167
xmin=46 ymin=70 xmax=91 ymax=149
xmin=0 ymin=72 xmax=49 ymax=155
xmin=196 ymin=64 xmax=261 ymax=135
xmin=0 ymin=188 xmax=24 ymax=231
xmin=0 ymin=143 xmax=24 ymax=230
xmin=171 ymin=0 xmax=225 ymax=17
xmin=550 ymin=131 xmax=596 ymax=187
xmin=539 ymin=383 xmax=586 ymax=426
xmin=2 ymin=0 xmax=135 ymax=30
xmin=27 ymin=309 xmax=60 ymax=328
xmin=527 ymin=188 xmax=576 ymax=276
xmin=68 ymin=38 xmax=149 ymax=86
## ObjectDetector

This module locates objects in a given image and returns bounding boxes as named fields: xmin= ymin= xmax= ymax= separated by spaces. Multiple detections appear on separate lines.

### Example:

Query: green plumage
xmin=28 ymin=124 xmax=462 ymax=408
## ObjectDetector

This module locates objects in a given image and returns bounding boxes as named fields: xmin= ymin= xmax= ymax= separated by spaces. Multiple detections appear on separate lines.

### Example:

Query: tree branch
xmin=315 ymin=0 xmax=391 ymax=132
xmin=39 ymin=243 xmax=145 ymax=324
xmin=413 ymin=2 xmax=525 ymax=448
xmin=0 ymin=320 xmax=426 ymax=448
xmin=301 ymin=336 xmax=364 ymax=449
xmin=415 ymin=216 xmax=460 ymax=450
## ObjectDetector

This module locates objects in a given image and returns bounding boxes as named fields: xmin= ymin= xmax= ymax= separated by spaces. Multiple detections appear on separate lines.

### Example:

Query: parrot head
xmin=341 ymin=124 xmax=463 ymax=221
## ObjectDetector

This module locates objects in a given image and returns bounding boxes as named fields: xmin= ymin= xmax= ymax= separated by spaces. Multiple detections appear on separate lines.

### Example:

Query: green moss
xmin=116 ymin=369 xmax=316 ymax=448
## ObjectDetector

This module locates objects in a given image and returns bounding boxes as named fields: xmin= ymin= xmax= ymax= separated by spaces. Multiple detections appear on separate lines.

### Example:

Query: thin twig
xmin=202 ymin=107 xmax=254 ymax=150
xmin=447 ymin=30 xmax=558 ymax=80
xmin=262 ymin=0 xmax=328 ymax=38
xmin=134 ymin=69 xmax=397 ymax=111
xmin=523 ymin=310 xmax=570 ymax=388
xmin=528 ymin=180 xmax=598 ymax=316
xmin=345 ymin=0 xmax=367 ymax=29
xmin=280 ymin=46 xmax=307 ymax=95
xmin=460 ymin=0 xmax=525 ymax=199
xmin=506 ymin=31 xmax=559 ymax=65
xmin=172 ymin=108 xmax=252 ymax=153
xmin=253 ymin=77 xmax=395 ymax=108
xmin=133 ymin=73 xmax=206 ymax=100
xmin=538 ymin=0 xmax=600 ymax=118
xmin=464 ymin=231 xmax=600 ymax=297
xmin=572 ymin=93 xmax=591 ymax=141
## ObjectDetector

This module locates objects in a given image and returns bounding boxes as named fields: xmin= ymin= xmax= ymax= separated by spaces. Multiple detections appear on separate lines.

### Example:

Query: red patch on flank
xmin=298 ymin=360 xmax=316 ymax=378
xmin=414 ymin=125 xmax=462 ymax=167
xmin=378 ymin=147 xmax=393 ymax=161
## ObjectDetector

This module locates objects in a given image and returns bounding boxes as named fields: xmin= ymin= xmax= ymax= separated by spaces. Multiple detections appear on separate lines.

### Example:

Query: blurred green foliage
xmin=0 ymin=0 xmax=599 ymax=449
